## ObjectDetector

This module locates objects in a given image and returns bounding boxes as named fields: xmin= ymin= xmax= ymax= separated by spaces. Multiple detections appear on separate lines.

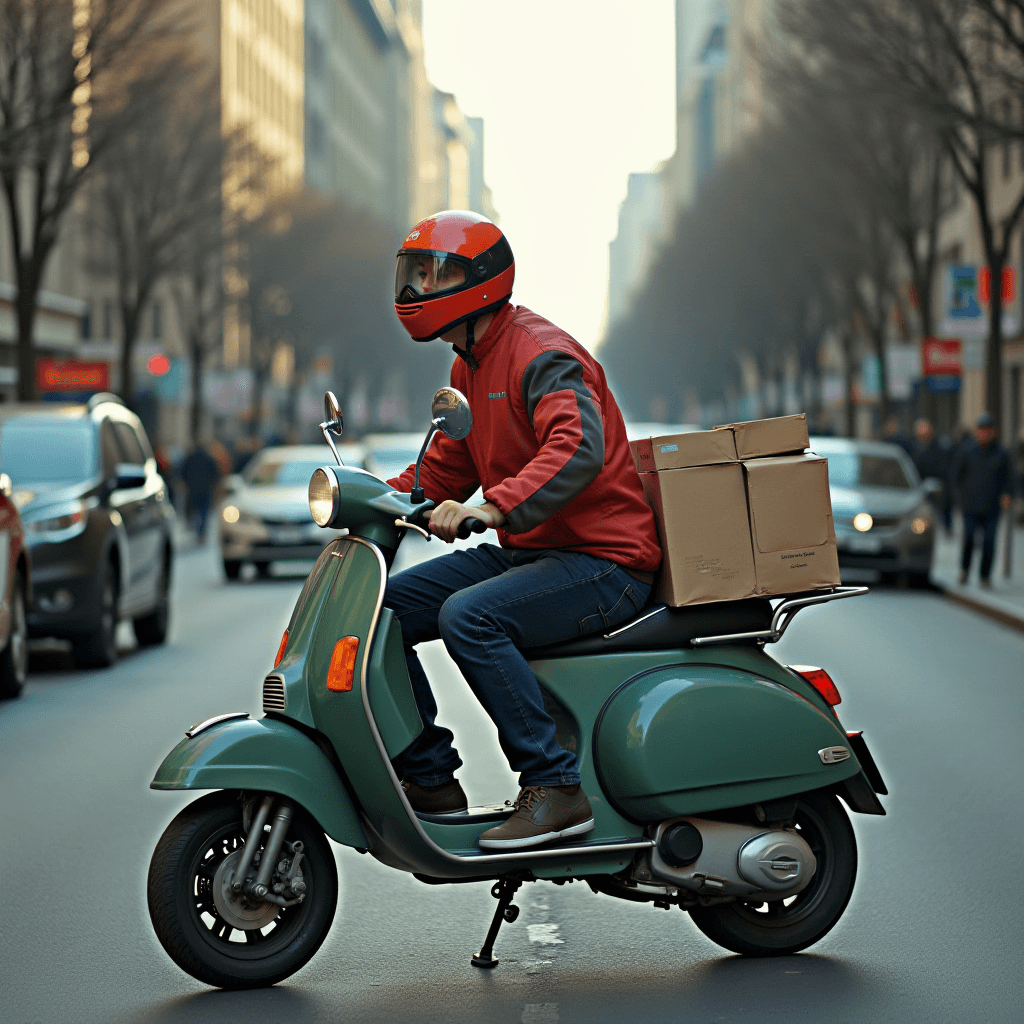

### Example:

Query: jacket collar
xmin=460 ymin=302 xmax=515 ymax=366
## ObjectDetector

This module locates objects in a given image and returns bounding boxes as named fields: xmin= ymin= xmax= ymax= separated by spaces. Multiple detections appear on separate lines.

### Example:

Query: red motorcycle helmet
xmin=394 ymin=210 xmax=514 ymax=342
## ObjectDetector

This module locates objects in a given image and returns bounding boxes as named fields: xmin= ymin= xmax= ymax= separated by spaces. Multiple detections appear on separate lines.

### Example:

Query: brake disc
xmin=212 ymin=849 xmax=280 ymax=930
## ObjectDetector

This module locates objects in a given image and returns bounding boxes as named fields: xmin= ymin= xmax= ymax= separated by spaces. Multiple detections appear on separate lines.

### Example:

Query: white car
xmin=218 ymin=444 xmax=365 ymax=580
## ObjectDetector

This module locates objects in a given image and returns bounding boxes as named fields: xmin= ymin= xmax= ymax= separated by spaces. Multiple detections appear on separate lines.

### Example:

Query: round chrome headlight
xmin=308 ymin=467 xmax=339 ymax=527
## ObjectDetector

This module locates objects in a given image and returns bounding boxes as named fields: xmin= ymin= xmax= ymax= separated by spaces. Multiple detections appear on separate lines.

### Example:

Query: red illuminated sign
xmin=147 ymin=354 xmax=171 ymax=376
xmin=35 ymin=359 xmax=110 ymax=393
xmin=979 ymin=267 xmax=1015 ymax=304
xmin=921 ymin=338 xmax=962 ymax=377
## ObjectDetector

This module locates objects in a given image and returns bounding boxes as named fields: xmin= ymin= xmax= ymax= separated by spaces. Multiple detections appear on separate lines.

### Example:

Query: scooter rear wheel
xmin=689 ymin=790 xmax=856 ymax=956
xmin=147 ymin=792 xmax=338 ymax=988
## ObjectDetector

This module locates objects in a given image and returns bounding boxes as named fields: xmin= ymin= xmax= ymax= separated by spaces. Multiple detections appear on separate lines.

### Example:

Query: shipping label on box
xmin=743 ymin=453 xmax=840 ymax=596
xmin=641 ymin=464 xmax=756 ymax=606
xmin=630 ymin=427 xmax=737 ymax=473
xmin=721 ymin=414 xmax=809 ymax=460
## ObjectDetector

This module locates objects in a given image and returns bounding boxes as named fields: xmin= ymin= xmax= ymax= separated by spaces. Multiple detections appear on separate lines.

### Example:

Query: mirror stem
xmin=411 ymin=421 xmax=440 ymax=503
xmin=319 ymin=420 xmax=344 ymax=467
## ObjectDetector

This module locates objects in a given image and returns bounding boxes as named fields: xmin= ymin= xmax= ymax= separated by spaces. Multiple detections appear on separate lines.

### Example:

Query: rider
xmin=386 ymin=210 xmax=661 ymax=850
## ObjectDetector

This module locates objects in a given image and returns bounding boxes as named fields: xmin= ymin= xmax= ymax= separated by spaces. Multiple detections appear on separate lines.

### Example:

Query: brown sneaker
xmin=478 ymin=785 xmax=595 ymax=850
xmin=402 ymin=778 xmax=468 ymax=814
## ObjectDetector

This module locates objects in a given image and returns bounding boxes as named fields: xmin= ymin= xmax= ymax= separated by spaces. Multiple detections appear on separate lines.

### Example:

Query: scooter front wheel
xmin=147 ymin=792 xmax=338 ymax=988
xmin=689 ymin=790 xmax=856 ymax=956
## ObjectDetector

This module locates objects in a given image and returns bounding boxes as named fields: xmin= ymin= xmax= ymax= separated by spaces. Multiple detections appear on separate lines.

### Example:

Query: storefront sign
xmin=921 ymin=338 xmax=962 ymax=377
xmin=35 ymin=359 xmax=109 ymax=393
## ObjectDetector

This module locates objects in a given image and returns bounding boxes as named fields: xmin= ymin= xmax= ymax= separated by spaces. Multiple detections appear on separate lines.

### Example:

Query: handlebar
xmin=456 ymin=517 xmax=489 ymax=540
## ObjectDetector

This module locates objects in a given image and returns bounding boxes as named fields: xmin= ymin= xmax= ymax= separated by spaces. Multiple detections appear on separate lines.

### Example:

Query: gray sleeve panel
xmin=505 ymin=350 xmax=605 ymax=533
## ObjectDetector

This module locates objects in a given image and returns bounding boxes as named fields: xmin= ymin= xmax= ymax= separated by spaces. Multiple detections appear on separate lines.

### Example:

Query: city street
xmin=1 ymin=542 xmax=1022 ymax=1024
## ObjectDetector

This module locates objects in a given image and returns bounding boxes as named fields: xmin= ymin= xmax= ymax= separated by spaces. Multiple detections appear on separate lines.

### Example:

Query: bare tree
xmin=0 ymin=0 xmax=173 ymax=400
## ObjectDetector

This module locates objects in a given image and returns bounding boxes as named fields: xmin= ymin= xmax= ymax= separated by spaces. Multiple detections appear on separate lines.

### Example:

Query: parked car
xmin=218 ymin=443 xmax=365 ymax=579
xmin=811 ymin=436 xmax=936 ymax=584
xmin=0 ymin=394 xmax=175 ymax=667
xmin=0 ymin=472 xmax=30 ymax=697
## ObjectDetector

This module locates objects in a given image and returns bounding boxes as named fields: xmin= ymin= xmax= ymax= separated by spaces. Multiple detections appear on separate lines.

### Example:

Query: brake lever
xmin=394 ymin=518 xmax=431 ymax=542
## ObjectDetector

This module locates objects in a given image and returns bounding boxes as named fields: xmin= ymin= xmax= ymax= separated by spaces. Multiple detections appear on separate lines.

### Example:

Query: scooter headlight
xmin=309 ymin=467 xmax=340 ymax=527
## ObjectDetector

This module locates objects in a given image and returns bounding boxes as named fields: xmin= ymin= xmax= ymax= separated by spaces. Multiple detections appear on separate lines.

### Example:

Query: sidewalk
xmin=930 ymin=513 xmax=1024 ymax=631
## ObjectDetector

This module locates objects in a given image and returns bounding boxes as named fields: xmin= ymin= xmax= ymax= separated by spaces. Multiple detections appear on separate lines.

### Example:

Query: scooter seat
xmin=524 ymin=598 xmax=774 ymax=658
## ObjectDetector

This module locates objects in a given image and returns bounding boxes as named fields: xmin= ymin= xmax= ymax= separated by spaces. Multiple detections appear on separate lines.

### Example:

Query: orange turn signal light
xmin=790 ymin=665 xmax=842 ymax=707
xmin=274 ymin=630 xmax=289 ymax=668
xmin=326 ymin=636 xmax=360 ymax=692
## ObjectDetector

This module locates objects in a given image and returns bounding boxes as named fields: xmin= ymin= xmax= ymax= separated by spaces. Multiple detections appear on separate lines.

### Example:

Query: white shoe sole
xmin=478 ymin=817 xmax=596 ymax=850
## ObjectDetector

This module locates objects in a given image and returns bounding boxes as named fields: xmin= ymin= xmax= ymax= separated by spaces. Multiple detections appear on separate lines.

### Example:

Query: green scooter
xmin=147 ymin=389 xmax=886 ymax=989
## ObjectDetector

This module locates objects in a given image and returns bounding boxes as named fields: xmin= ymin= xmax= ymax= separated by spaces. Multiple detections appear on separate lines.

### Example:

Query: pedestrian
xmin=953 ymin=413 xmax=1016 ymax=587
xmin=180 ymin=441 xmax=221 ymax=542
xmin=909 ymin=418 xmax=953 ymax=533
xmin=883 ymin=416 xmax=914 ymax=456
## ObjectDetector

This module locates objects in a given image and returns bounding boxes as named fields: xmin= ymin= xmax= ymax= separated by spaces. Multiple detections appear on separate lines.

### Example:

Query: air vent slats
xmin=263 ymin=674 xmax=286 ymax=712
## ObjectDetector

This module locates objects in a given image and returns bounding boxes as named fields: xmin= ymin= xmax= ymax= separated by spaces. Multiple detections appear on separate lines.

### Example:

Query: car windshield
xmin=0 ymin=419 xmax=97 ymax=484
xmin=246 ymin=459 xmax=327 ymax=486
xmin=825 ymin=453 xmax=914 ymax=490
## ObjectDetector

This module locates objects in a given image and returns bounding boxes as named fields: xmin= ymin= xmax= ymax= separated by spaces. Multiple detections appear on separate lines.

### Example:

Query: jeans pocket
xmin=578 ymin=584 xmax=645 ymax=637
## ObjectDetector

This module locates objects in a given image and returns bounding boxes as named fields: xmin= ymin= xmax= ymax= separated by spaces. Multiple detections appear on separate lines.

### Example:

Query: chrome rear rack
xmin=691 ymin=586 xmax=868 ymax=647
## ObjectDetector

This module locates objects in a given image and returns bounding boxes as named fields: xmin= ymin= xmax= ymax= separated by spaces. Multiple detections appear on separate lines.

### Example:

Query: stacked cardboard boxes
xmin=630 ymin=414 xmax=840 ymax=606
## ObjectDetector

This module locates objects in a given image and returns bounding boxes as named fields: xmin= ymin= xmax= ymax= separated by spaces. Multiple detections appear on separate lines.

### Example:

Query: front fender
xmin=151 ymin=717 xmax=367 ymax=848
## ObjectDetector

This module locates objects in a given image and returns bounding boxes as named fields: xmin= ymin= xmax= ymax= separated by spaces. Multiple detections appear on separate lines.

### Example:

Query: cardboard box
xmin=743 ymin=453 xmax=840 ymax=596
xmin=630 ymin=427 xmax=737 ymax=473
xmin=641 ymin=464 xmax=756 ymax=606
xmin=721 ymin=414 xmax=809 ymax=460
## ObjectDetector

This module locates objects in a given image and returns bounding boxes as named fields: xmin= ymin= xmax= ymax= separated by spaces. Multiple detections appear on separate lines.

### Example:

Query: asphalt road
xmin=2 ymin=539 xmax=1022 ymax=1024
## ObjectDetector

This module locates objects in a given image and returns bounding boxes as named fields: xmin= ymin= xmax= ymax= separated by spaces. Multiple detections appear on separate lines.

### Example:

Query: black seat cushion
xmin=524 ymin=598 xmax=774 ymax=658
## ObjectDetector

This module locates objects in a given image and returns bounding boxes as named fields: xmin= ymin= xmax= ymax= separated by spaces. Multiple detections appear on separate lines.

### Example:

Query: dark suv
xmin=0 ymin=394 xmax=175 ymax=667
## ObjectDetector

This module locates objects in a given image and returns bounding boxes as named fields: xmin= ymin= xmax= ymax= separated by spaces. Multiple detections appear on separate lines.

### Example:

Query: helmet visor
xmin=395 ymin=252 xmax=468 ymax=303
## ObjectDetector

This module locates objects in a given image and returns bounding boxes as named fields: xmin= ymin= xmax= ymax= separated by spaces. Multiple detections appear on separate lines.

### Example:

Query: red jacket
xmin=389 ymin=303 xmax=662 ymax=572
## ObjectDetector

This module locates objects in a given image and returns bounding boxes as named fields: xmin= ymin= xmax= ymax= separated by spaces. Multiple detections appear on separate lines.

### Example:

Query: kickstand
xmin=471 ymin=877 xmax=522 ymax=969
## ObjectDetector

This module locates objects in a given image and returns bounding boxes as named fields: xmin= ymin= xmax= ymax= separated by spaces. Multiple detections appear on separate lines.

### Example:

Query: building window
xmin=152 ymin=301 xmax=162 ymax=340
xmin=102 ymin=300 xmax=114 ymax=340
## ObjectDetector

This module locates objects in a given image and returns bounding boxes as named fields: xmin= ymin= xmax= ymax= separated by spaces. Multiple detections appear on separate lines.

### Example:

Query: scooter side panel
xmin=150 ymin=717 xmax=367 ymax=847
xmin=593 ymin=662 xmax=860 ymax=821
xmin=367 ymin=608 xmax=423 ymax=757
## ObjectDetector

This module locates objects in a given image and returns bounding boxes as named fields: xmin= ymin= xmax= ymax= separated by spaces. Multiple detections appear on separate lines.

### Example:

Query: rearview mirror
xmin=320 ymin=391 xmax=345 ymax=467
xmin=431 ymin=387 xmax=472 ymax=440
xmin=114 ymin=464 xmax=147 ymax=490
xmin=323 ymin=391 xmax=343 ymax=436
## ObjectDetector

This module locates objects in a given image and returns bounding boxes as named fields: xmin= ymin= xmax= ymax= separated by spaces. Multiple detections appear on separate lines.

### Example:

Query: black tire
xmin=689 ymin=791 xmax=857 ymax=957
xmin=147 ymin=792 xmax=338 ymax=989
xmin=0 ymin=572 xmax=28 ymax=698
xmin=223 ymin=559 xmax=242 ymax=581
xmin=134 ymin=552 xmax=171 ymax=646
xmin=73 ymin=559 xmax=119 ymax=668
xmin=254 ymin=561 xmax=272 ymax=578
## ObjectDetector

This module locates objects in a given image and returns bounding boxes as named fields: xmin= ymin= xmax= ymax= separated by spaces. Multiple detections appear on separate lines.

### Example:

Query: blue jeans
xmin=384 ymin=544 xmax=651 ymax=789
xmin=961 ymin=511 xmax=1000 ymax=580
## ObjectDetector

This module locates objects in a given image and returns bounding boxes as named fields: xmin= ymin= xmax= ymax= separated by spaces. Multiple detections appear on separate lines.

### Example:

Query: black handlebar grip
xmin=456 ymin=516 xmax=489 ymax=540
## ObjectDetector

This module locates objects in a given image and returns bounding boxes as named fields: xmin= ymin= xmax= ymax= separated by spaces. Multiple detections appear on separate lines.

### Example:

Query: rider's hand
xmin=428 ymin=501 xmax=506 ymax=543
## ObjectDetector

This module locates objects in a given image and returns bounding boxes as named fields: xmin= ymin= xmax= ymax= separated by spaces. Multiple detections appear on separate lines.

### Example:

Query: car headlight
xmin=309 ymin=467 xmax=339 ymax=527
xmin=26 ymin=500 xmax=90 ymax=540
xmin=909 ymin=506 xmax=933 ymax=535
xmin=852 ymin=512 xmax=873 ymax=532
xmin=222 ymin=505 xmax=261 ymax=527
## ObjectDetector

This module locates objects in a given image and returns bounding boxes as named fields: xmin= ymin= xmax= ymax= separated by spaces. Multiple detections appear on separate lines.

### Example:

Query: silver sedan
xmin=811 ymin=436 xmax=936 ymax=584
xmin=218 ymin=444 xmax=364 ymax=580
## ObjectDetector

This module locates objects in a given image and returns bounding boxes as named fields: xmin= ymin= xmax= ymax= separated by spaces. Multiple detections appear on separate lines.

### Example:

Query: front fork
xmin=233 ymin=795 xmax=306 ymax=908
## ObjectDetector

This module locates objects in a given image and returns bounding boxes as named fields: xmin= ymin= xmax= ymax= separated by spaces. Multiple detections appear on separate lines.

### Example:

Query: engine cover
xmin=648 ymin=817 xmax=817 ymax=898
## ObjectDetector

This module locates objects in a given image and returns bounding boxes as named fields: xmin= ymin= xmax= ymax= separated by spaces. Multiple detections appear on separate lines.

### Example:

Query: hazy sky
xmin=422 ymin=1 xmax=676 ymax=351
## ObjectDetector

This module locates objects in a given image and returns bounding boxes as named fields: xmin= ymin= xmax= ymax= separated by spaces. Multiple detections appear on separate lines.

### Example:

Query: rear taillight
xmin=274 ymin=630 xmax=288 ymax=668
xmin=326 ymin=636 xmax=360 ymax=692
xmin=789 ymin=665 xmax=842 ymax=707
